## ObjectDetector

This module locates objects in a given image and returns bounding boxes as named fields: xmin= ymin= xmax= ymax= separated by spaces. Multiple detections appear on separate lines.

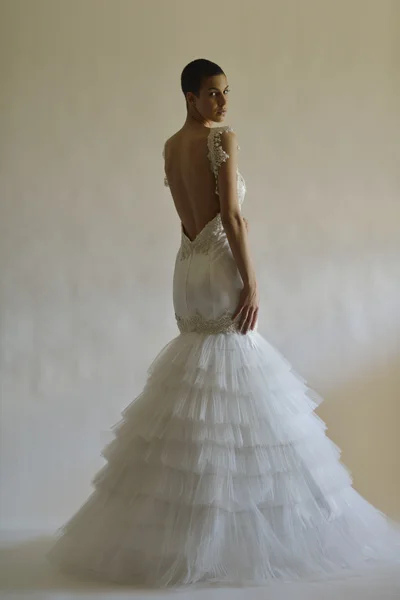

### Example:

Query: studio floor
xmin=1 ymin=533 xmax=399 ymax=600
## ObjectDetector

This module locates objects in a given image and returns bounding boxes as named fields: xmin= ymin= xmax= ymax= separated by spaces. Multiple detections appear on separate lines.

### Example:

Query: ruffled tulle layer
xmin=47 ymin=330 xmax=400 ymax=587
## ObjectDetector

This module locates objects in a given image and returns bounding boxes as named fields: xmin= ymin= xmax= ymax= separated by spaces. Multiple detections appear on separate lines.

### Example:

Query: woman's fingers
xmin=232 ymin=305 xmax=243 ymax=321
xmin=239 ymin=308 xmax=250 ymax=333
xmin=250 ymin=307 xmax=259 ymax=331
xmin=242 ymin=310 xmax=254 ymax=333
xmin=233 ymin=285 xmax=259 ymax=333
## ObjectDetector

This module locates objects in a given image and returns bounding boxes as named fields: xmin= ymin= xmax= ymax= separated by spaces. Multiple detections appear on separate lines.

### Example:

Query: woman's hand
xmin=243 ymin=217 xmax=249 ymax=232
xmin=232 ymin=282 xmax=259 ymax=334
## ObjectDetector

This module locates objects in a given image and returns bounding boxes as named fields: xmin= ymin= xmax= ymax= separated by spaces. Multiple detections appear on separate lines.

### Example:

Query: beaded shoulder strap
xmin=206 ymin=126 xmax=238 ymax=195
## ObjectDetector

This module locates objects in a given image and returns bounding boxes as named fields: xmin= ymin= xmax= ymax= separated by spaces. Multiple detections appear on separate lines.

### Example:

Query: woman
xmin=48 ymin=59 xmax=400 ymax=587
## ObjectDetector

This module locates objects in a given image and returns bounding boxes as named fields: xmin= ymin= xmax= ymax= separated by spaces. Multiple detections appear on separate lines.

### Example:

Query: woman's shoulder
xmin=212 ymin=125 xmax=235 ymax=133
xmin=208 ymin=125 xmax=239 ymax=155
xmin=163 ymin=125 xmax=238 ymax=159
xmin=209 ymin=125 xmax=237 ymax=144
xmin=209 ymin=125 xmax=235 ymax=140
xmin=162 ymin=130 xmax=181 ymax=157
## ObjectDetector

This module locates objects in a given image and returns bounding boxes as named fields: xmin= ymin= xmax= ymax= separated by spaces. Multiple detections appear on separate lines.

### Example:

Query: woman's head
xmin=181 ymin=59 xmax=229 ymax=124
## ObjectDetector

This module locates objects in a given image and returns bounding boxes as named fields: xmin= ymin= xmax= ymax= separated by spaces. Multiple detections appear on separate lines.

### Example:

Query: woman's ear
xmin=186 ymin=92 xmax=196 ymax=108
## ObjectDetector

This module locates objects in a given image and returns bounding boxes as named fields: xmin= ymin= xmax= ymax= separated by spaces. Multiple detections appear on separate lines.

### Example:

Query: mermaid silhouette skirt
xmin=47 ymin=214 xmax=400 ymax=587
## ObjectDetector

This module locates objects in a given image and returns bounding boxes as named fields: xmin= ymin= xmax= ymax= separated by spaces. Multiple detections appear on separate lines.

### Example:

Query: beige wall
xmin=0 ymin=0 xmax=399 ymax=533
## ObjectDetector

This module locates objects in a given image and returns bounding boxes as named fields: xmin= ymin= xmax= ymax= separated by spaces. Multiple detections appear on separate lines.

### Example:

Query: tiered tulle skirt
xmin=47 ymin=330 xmax=400 ymax=586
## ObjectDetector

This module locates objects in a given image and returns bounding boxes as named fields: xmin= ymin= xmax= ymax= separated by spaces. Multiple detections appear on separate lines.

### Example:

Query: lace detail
xmin=179 ymin=213 xmax=225 ymax=261
xmin=175 ymin=309 xmax=242 ymax=334
xmin=179 ymin=237 xmax=191 ymax=261
xmin=207 ymin=126 xmax=240 ymax=195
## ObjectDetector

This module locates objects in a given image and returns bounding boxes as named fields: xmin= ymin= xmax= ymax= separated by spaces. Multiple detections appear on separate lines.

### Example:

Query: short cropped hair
xmin=181 ymin=59 xmax=225 ymax=97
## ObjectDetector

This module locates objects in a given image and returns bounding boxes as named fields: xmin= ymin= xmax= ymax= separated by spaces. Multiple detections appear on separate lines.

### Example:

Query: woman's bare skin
xmin=163 ymin=73 xmax=259 ymax=334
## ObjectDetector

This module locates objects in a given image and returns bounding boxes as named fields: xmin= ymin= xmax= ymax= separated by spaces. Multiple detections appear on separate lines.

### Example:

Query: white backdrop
xmin=0 ymin=0 xmax=399 ymax=535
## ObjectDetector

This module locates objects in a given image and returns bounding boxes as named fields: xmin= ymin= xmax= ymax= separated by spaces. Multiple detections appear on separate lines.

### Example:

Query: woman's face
xmin=187 ymin=74 xmax=230 ymax=124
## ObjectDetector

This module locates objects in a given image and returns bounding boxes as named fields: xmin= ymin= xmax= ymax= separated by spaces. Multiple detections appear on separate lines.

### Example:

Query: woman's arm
xmin=217 ymin=131 xmax=259 ymax=333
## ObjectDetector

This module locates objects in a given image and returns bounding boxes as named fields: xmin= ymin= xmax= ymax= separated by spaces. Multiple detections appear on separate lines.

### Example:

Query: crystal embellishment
xmin=175 ymin=309 xmax=242 ymax=334
xmin=207 ymin=126 xmax=239 ymax=195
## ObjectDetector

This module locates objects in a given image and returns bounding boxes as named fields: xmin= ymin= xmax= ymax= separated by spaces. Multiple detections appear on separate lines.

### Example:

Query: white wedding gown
xmin=47 ymin=126 xmax=400 ymax=587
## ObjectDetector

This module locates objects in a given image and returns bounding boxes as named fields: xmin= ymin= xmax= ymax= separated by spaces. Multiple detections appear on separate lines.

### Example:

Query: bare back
xmin=163 ymin=128 xmax=221 ymax=242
